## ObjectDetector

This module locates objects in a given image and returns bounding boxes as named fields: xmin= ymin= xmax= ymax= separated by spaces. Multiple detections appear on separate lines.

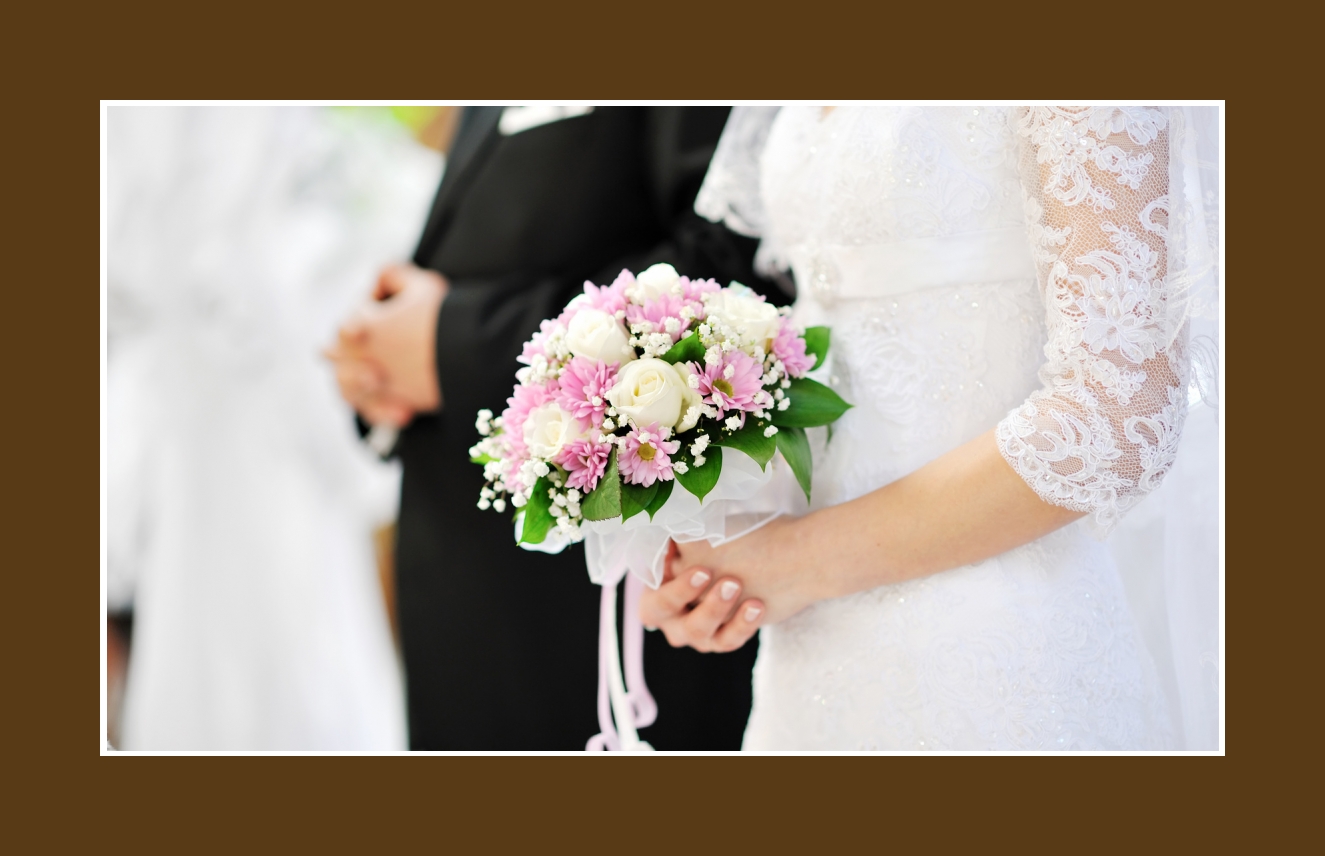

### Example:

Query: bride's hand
xmin=637 ymin=541 xmax=765 ymax=653
xmin=639 ymin=517 xmax=821 ymax=653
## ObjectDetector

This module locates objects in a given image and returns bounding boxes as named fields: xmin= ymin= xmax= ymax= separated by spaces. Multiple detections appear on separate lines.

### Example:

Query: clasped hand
xmin=324 ymin=263 xmax=448 ymax=427
xmin=639 ymin=517 xmax=821 ymax=653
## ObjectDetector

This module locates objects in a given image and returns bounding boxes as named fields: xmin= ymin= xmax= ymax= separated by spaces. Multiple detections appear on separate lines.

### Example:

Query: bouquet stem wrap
xmin=582 ymin=453 xmax=803 ymax=751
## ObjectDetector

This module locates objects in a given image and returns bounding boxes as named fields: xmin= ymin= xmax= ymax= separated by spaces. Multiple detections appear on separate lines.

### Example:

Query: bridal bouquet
xmin=469 ymin=263 xmax=849 ymax=751
xmin=470 ymin=263 xmax=849 ymax=548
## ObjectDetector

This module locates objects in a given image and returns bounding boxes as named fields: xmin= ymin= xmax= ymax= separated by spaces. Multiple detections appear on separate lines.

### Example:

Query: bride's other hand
xmin=638 ymin=542 xmax=766 ymax=653
xmin=671 ymin=518 xmax=821 ymax=627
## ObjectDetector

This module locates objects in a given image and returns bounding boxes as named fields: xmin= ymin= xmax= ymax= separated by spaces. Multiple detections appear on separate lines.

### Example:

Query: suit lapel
xmin=413 ymin=106 xmax=505 ymax=265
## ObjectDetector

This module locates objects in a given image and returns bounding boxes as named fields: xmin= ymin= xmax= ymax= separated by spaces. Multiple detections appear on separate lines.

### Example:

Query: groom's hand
xmin=331 ymin=264 xmax=448 ymax=424
xmin=324 ymin=336 xmax=415 ymax=428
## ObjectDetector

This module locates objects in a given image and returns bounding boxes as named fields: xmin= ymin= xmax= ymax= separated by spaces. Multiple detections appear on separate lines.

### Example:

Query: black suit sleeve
xmin=587 ymin=107 xmax=787 ymax=303
xmin=433 ymin=272 xmax=576 ymax=424
xmin=429 ymin=106 xmax=786 ymax=425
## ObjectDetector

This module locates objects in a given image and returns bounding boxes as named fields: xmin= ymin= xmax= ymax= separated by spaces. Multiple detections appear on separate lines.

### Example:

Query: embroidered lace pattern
xmin=996 ymin=108 xmax=1188 ymax=534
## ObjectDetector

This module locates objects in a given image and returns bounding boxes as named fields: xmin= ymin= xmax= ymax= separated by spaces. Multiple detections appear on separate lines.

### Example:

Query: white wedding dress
xmin=697 ymin=106 xmax=1220 ymax=751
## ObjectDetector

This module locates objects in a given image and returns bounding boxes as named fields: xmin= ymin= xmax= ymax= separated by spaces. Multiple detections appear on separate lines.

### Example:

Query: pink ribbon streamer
xmin=585 ymin=574 xmax=656 ymax=751
xmin=623 ymin=573 xmax=658 ymax=729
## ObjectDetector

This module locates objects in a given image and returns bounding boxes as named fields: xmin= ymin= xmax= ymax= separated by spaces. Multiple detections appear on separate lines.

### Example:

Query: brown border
xmin=11 ymin=3 xmax=1249 ymax=849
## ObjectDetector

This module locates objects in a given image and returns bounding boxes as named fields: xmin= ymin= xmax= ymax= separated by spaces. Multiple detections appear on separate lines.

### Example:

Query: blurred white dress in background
xmin=107 ymin=107 xmax=443 ymax=749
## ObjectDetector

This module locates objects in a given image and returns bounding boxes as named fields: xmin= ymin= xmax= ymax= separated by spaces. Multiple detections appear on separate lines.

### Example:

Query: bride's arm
xmin=643 ymin=107 xmax=1190 ymax=650
xmin=645 ymin=429 xmax=1079 ymax=642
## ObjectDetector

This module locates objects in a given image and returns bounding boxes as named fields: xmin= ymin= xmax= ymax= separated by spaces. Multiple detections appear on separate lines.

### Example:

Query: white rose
xmin=564 ymin=309 xmax=636 ymax=365
xmin=633 ymin=263 xmax=681 ymax=302
xmin=607 ymin=358 xmax=702 ymax=430
xmin=523 ymin=402 xmax=587 ymax=460
xmin=705 ymin=287 xmax=781 ymax=348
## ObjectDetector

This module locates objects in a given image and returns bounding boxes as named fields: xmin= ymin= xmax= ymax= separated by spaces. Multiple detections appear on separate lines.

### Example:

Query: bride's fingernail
xmin=744 ymin=605 xmax=762 ymax=622
xmin=720 ymin=581 xmax=740 ymax=601
xmin=690 ymin=571 xmax=710 ymax=588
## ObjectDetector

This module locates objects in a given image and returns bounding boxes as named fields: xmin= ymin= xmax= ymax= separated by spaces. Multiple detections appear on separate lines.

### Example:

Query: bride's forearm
xmin=784 ymin=429 xmax=1083 ymax=602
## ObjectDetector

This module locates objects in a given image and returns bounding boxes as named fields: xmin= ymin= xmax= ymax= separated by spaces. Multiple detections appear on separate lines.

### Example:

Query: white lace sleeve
xmin=997 ymin=107 xmax=1190 ymax=535
xmin=694 ymin=106 xmax=781 ymax=237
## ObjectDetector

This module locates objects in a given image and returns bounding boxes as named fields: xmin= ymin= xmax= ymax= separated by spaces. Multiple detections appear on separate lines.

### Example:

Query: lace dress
xmin=696 ymin=106 xmax=1204 ymax=750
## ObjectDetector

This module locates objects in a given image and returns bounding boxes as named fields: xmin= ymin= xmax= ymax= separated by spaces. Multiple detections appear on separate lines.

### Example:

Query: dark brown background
xmin=9 ymin=0 xmax=1257 ymax=848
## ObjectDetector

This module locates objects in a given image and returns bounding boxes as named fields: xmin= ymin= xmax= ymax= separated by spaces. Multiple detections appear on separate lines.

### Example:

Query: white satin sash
xmin=794 ymin=226 xmax=1037 ymax=306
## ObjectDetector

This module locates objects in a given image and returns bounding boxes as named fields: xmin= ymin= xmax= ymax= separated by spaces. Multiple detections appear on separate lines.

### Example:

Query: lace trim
xmin=998 ymin=108 xmax=1188 ymax=535
xmin=694 ymin=107 xmax=781 ymax=238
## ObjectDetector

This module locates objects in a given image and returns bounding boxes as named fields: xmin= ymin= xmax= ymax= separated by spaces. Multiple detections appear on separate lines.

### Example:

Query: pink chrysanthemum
xmin=518 ymin=317 xmax=563 ymax=365
xmin=580 ymin=270 xmax=633 ymax=316
xmin=555 ymin=356 xmax=617 ymax=426
xmin=692 ymin=350 xmax=765 ymax=413
xmin=556 ymin=437 xmax=613 ymax=492
xmin=680 ymin=276 xmax=721 ymax=309
xmin=617 ymin=423 xmax=681 ymax=487
xmin=772 ymin=319 xmax=816 ymax=378
xmin=625 ymin=293 xmax=689 ymax=342
xmin=500 ymin=382 xmax=555 ymax=460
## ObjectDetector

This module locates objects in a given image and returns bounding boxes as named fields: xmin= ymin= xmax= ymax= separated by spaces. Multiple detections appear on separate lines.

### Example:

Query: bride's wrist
xmin=778 ymin=512 xmax=837 ymax=605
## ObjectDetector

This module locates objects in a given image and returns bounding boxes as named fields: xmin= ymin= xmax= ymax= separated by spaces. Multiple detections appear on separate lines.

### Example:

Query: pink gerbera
xmin=625 ymin=293 xmax=689 ymax=342
xmin=691 ymin=349 xmax=766 ymax=414
xmin=617 ymin=423 xmax=681 ymax=487
xmin=772 ymin=319 xmax=816 ymax=378
xmin=555 ymin=356 xmax=617 ymax=426
xmin=556 ymin=437 xmax=614 ymax=492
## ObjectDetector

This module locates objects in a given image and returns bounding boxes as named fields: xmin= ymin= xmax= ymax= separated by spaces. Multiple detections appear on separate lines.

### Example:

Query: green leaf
xmin=519 ymin=476 xmax=556 ymax=545
xmin=771 ymin=377 xmax=853 ymax=428
xmin=774 ymin=426 xmax=813 ymax=503
xmin=580 ymin=449 xmax=622 ymax=521
xmin=659 ymin=332 xmax=705 ymax=365
xmin=470 ymin=452 xmax=498 ymax=465
xmin=644 ymin=478 xmax=674 ymax=520
xmin=675 ymin=445 xmax=722 ymax=503
xmin=621 ymin=480 xmax=659 ymax=522
xmin=715 ymin=418 xmax=777 ymax=470
xmin=803 ymin=326 xmax=831 ymax=371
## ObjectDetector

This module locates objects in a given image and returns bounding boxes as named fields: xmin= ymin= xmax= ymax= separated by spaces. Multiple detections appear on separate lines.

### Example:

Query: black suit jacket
xmin=395 ymin=106 xmax=785 ymax=750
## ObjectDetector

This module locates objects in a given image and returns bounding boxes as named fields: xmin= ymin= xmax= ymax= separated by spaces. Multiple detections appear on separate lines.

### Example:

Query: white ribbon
xmin=524 ymin=448 xmax=804 ymax=752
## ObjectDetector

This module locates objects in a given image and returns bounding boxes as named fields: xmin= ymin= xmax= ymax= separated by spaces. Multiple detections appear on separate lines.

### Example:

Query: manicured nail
xmin=744 ymin=605 xmax=762 ymax=622
xmin=720 ymin=581 xmax=740 ymax=601
xmin=690 ymin=571 xmax=710 ymax=588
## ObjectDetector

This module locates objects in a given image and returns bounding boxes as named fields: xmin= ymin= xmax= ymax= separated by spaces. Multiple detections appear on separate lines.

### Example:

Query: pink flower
xmin=676 ymin=276 xmax=720 ymax=323
xmin=555 ymin=356 xmax=617 ymax=426
xmin=772 ymin=319 xmax=816 ymax=378
xmin=617 ymin=423 xmax=681 ymax=487
xmin=518 ymin=317 xmax=563 ymax=365
xmin=500 ymin=382 xmax=555 ymax=459
xmin=556 ymin=437 xmax=613 ymax=492
xmin=691 ymin=349 xmax=766 ymax=414
xmin=519 ymin=338 xmax=546 ymax=364
xmin=625 ymin=293 xmax=689 ymax=342
xmin=580 ymin=270 xmax=632 ymax=316
xmin=680 ymin=276 xmax=721 ymax=309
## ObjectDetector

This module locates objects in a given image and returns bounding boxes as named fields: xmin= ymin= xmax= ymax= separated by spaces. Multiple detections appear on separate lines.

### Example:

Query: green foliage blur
xmin=329 ymin=106 xmax=447 ymax=135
